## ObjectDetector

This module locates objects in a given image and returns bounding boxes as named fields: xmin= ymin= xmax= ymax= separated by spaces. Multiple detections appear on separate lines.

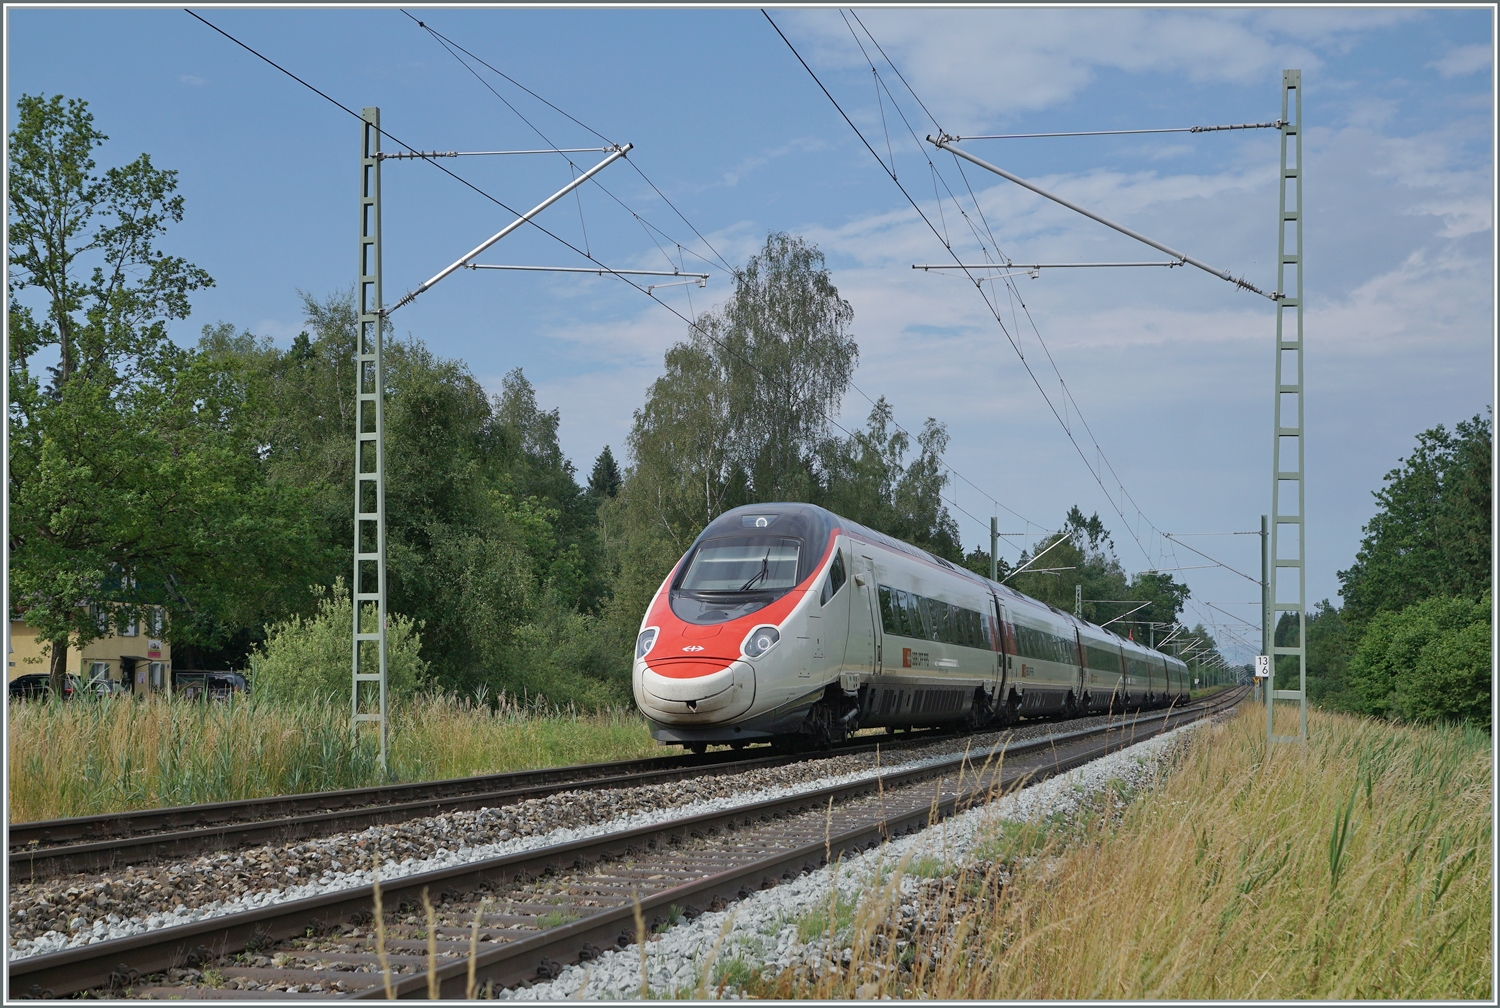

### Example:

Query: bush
xmin=1407 ymin=619 xmax=1492 ymax=727
xmin=248 ymin=579 xmax=427 ymax=704
xmin=1346 ymin=593 xmax=1491 ymax=727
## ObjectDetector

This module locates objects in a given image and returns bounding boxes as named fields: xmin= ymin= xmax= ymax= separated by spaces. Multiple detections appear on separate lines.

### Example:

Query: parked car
xmin=8 ymin=673 xmax=81 ymax=700
xmin=84 ymin=676 xmax=128 ymax=696
xmin=173 ymin=670 xmax=247 ymax=700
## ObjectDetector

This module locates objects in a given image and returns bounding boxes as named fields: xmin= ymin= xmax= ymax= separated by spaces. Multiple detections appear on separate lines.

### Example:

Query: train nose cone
xmin=637 ymin=659 xmax=755 ymax=723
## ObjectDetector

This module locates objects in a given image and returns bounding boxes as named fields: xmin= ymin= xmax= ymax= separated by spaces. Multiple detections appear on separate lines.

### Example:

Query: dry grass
xmin=756 ymin=704 xmax=1491 ymax=1000
xmin=7 ymin=691 xmax=658 ymax=823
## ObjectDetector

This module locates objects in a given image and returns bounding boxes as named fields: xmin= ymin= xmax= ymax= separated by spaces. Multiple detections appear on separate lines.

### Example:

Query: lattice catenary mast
xmin=1268 ymin=71 xmax=1307 ymax=745
xmin=353 ymin=109 xmax=390 ymax=767
xmin=349 ymin=111 xmax=642 ymax=768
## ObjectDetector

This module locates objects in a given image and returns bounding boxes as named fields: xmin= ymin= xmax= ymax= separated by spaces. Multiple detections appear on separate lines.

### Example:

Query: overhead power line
xmin=188 ymin=9 xmax=1022 ymax=565
xmin=952 ymin=121 xmax=1284 ymax=140
xmin=768 ymin=9 xmax=1180 ymax=571
xmin=401 ymin=10 xmax=1045 ymax=556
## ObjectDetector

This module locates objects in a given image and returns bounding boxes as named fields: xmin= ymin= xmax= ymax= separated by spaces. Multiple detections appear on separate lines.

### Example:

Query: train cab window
xmin=820 ymin=552 xmax=847 ymax=606
xmin=671 ymin=534 xmax=804 ymax=625
xmin=680 ymin=538 xmax=801 ymax=592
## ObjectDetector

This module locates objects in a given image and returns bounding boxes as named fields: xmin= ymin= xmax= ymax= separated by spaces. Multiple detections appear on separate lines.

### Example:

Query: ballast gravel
xmin=7 ymin=715 xmax=1133 ymax=962
xmin=498 ymin=720 xmax=1207 ymax=1000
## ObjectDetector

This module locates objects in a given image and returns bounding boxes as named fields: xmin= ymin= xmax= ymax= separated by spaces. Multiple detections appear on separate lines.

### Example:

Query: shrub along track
xmin=8 ymin=687 xmax=1246 ymax=999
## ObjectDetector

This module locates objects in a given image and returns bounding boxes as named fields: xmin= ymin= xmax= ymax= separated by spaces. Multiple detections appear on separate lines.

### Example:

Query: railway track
xmin=9 ymin=732 xmax=963 ymax=881
xmin=8 ymin=686 xmax=1246 ymax=1000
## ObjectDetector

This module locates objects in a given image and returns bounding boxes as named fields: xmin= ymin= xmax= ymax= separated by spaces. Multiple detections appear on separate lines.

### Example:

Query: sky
xmin=7 ymin=5 xmax=1494 ymax=662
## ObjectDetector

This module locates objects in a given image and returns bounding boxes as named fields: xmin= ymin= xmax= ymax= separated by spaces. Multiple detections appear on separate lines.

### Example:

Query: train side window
xmin=892 ymin=589 xmax=911 ymax=637
xmin=895 ymin=591 xmax=912 ymax=638
xmin=877 ymin=585 xmax=897 ymax=633
xmin=819 ymin=554 xmax=843 ymax=606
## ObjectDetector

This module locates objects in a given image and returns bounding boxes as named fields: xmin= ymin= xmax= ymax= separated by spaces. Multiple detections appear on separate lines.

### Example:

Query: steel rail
xmin=8 ymin=688 xmax=1245 ymax=999
xmin=375 ymin=689 xmax=1246 ymax=999
xmin=7 ymin=733 xmax=957 ymax=879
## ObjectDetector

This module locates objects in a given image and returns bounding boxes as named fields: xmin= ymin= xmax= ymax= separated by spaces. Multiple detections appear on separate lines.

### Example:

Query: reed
xmin=755 ymin=705 xmax=1491 ymax=1000
xmin=7 ymin=690 xmax=657 ymax=822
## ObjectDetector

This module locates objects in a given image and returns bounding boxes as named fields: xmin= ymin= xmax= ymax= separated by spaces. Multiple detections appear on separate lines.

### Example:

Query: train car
xmin=632 ymin=502 xmax=1183 ymax=751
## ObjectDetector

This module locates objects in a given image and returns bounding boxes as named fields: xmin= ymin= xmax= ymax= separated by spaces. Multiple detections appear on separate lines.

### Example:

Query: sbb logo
xmin=682 ymin=645 xmax=705 ymax=652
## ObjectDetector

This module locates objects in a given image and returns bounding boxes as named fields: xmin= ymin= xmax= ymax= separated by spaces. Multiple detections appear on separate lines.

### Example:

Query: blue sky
xmin=7 ymin=6 xmax=1494 ymax=660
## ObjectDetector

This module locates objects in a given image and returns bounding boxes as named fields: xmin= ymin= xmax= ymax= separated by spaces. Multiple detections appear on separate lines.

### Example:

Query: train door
xmin=862 ymin=556 xmax=882 ymax=675
xmin=1074 ymin=629 xmax=1088 ymax=708
xmin=839 ymin=552 xmax=876 ymax=677
xmin=992 ymin=597 xmax=1010 ymax=703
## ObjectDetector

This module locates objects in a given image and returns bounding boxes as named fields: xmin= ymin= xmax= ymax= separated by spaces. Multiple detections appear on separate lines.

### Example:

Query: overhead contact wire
xmin=188 ymin=9 xmax=999 ymax=564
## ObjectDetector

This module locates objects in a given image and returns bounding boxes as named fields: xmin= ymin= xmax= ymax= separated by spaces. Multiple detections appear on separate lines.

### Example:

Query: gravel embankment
xmin=498 ymin=720 xmax=1206 ymax=1000
xmin=8 ymin=716 xmax=1125 ymax=961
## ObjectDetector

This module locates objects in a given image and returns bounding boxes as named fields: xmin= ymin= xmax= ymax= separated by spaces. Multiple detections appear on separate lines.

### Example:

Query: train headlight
xmin=636 ymin=628 xmax=658 ymax=659
xmin=742 ymin=625 xmax=781 ymax=659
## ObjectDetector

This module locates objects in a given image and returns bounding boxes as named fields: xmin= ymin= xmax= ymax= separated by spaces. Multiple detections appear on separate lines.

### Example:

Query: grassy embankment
xmin=7 ymin=692 xmax=658 ymax=823
xmin=754 ymin=704 xmax=1490 ymax=1000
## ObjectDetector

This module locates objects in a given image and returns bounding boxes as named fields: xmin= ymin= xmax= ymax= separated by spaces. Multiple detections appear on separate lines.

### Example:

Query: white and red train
xmin=633 ymin=503 xmax=1190 ymax=751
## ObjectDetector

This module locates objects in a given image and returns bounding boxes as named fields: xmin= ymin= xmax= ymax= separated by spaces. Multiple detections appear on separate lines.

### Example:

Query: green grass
xmin=536 ymin=910 xmax=581 ymax=929
xmin=7 ymin=690 xmax=659 ymax=822
xmin=751 ymin=705 xmax=1492 ymax=1000
xmin=796 ymin=890 xmax=859 ymax=944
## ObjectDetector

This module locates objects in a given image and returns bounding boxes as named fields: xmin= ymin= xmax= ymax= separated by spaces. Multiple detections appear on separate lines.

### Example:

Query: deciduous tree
xmin=8 ymin=94 xmax=312 ymax=693
xmin=1338 ymin=413 xmax=1491 ymax=628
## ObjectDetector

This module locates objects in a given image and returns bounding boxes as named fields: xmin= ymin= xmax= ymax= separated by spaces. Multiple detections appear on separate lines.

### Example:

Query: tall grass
xmin=758 ymin=705 xmax=1491 ymax=1000
xmin=7 ymin=692 xmax=658 ymax=823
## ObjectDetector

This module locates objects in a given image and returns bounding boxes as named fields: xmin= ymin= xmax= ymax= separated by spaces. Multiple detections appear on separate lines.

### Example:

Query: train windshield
xmin=680 ymin=538 xmax=801 ymax=592
xmin=671 ymin=536 xmax=802 ymax=624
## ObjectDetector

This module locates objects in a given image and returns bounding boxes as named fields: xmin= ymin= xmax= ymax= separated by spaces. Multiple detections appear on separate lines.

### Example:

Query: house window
xmin=119 ymin=615 xmax=139 ymax=637
xmin=89 ymin=661 xmax=111 ymax=684
xmin=149 ymin=662 xmax=165 ymax=690
xmin=147 ymin=608 xmax=165 ymax=635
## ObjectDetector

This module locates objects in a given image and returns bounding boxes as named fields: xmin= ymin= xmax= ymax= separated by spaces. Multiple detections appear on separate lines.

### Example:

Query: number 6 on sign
xmin=1254 ymin=655 xmax=1271 ymax=679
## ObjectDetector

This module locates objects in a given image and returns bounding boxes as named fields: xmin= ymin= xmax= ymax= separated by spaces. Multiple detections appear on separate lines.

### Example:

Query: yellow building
xmin=8 ymin=606 xmax=172 ymax=694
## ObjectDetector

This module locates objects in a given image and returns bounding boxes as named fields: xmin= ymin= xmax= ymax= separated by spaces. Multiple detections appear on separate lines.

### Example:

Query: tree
xmin=706 ymin=232 xmax=858 ymax=503
xmin=819 ymin=397 xmax=963 ymax=561
xmin=601 ymin=233 xmax=865 ymax=652
xmin=208 ymin=291 xmax=622 ymax=702
xmin=8 ymin=94 xmax=313 ymax=693
xmin=248 ymin=580 xmax=427 ymax=703
xmin=1302 ymin=600 xmax=1355 ymax=710
xmin=587 ymin=445 xmax=622 ymax=502
xmin=1345 ymin=594 xmax=1491 ymax=727
xmin=1005 ymin=507 xmax=1188 ymax=640
xmin=1338 ymin=413 xmax=1491 ymax=628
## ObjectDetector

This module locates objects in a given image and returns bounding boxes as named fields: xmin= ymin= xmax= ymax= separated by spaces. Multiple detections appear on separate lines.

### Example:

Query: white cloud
xmin=1429 ymin=43 xmax=1493 ymax=78
xmin=783 ymin=8 xmax=1413 ymax=123
xmin=180 ymin=74 xmax=207 ymax=86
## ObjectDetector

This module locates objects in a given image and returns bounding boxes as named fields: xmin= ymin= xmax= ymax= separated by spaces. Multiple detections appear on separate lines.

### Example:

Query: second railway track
xmin=9 ymin=733 xmax=956 ymax=880
xmin=8 ymin=687 xmax=1246 ymax=1000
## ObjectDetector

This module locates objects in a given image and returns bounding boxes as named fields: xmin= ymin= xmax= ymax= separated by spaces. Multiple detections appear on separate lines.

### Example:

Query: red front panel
xmin=643 ymin=529 xmax=838 ymax=679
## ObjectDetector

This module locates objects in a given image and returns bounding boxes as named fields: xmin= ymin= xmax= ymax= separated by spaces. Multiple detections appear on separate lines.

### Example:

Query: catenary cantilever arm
xmin=388 ymin=144 xmax=632 ymax=313
xmin=928 ymin=134 xmax=1276 ymax=301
